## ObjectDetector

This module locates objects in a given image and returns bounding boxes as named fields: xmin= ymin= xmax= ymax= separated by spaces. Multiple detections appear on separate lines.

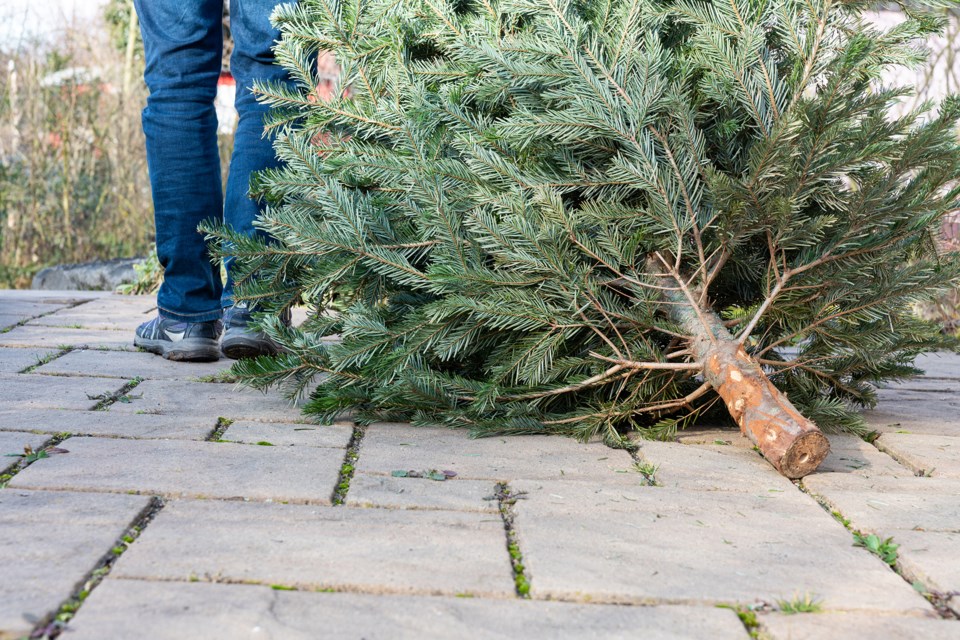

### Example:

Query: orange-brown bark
xmin=656 ymin=265 xmax=830 ymax=478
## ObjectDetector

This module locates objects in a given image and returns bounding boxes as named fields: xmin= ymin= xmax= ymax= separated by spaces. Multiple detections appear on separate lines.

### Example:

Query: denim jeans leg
xmin=221 ymin=0 xmax=292 ymax=308
xmin=135 ymin=0 xmax=225 ymax=323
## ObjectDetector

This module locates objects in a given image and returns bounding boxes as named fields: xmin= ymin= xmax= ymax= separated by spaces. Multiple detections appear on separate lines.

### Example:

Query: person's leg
xmin=220 ymin=0 xmax=293 ymax=359
xmin=221 ymin=0 xmax=291 ymax=308
xmin=134 ymin=0 xmax=224 ymax=361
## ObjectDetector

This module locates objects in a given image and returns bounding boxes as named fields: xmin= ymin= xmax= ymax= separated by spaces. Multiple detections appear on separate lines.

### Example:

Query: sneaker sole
xmin=221 ymin=331 xmax=280 ymax=360
xmin=134 ymin=337 xmax=221 ymax=362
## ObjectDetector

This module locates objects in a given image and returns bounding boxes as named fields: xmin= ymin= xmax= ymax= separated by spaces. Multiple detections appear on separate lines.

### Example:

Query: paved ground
xmin=1 ymin=290 xmax=958 ymax=640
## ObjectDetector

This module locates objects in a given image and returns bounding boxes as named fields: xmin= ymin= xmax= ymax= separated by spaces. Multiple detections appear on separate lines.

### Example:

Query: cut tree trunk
xmin=658 ymin=271 xmax=831 ymax=478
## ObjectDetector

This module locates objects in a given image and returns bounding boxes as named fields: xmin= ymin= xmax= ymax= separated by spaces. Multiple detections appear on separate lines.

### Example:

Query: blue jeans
xmin=135 ymin=0 xmax=289 ymax=322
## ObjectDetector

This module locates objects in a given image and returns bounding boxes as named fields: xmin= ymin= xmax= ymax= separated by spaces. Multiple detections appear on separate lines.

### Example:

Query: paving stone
xmin=636 ymin=441 xmax=797 ymax=493
xmin=221 ymin=420 xmax=353 ymax=448
xmin=0 ymin=408 xmax=217 ymax=440
xmin=27 ymin=312 xmax=148 ymax=332
xmin=69 ymin=295 xmax=157 ymax=314
xmin=882 ymin=378 xmax=960 ymax=393
xmin=9 ymin=437 xmax=344 ymax=504
xmin=347 ymin=473 xmax=499 ymax=512
xmin=510 ymin=480 xmax=931 ymax=613
xmin=675 ymin=426 xmax=753 ymax=448
xmin=0 ymin=290 xmax=108 ymax=303
xmin=0 ymin=347 xmax=58 ymax=374
xmin=32 ymin=349 xmax=232 ymax=381
xmin=0 ymin=301 xmax=71 ymax=318
xmin=912 ymin=352 xmax=960 ymax=380
xmin=0 ymin=431 xmax=52 ymax=474
xmin=0 ymin=489 xmax=151 ymax=640
xmin=875 ymin=388 xmax=960 ymax=405
xmin=0 ymin=325 xmax=135 ymax=350
xmin=105 ymin=379 xmax=308 ymax=422
xmin=865 ymin=404 xmax=960 ymax=437
xmin=112 ymin=499 xmax=514 ymax=596
xmin=760 ymin=613 xmax=959 ymax=640
xmin=68 ymin=580 xmax=749 ymax=640
xmin=357 ymin=423 xmax=634 ymax=482
xmin=875 ymin=433 xmax=960 ymax=479
xmin=0 ymin=373 xmax=126 ymax=411
xmin=814 ymin=434 xmax=910 ymax=477
xmin=803 ymin=473 xmax=960 ymax=533
xmin=893 ymin=530 xmax=960 ymax=616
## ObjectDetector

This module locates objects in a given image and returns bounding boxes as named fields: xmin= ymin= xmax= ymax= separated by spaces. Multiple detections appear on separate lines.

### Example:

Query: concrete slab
xmin=68 ymin=295 xmax=157 ymax=314
xmin=105 ymin=379 xmax=308 ymax=422
xmin=0 ymin=409 xmax=217 ymax=440
xmin=32 ymin=349 xmax=232 ymax=382
xmin=0 ymin=326 xmax=135 ymax=350
xmin=910 ymin=352 xmax=960 ymax=380
xmin=815 ymin=434 xmax=910 ymax=477
xmin=865 ymin=407 xmax=960 ymax=438
xmin=221 ymin=420 xmax=353 ymax=449
xmin=875 ymin=433 xmax=960 ymax=478
xmin=803 ymin=473 xmax=960 ymax=533
xmin=347 ymin=473 xmax=499 ymax=512
xmin=0 ymin=347 xmax=59 ymax=374
xmin=357 ymin=423 xmax=634 ymax=482
xmin=0 ymin=489 xmax=151 ymax=640
xmin=761 ymin=613 xmax=958 ymax=640
xmin=0 ymin=373 xmax=127 ymax=411
xmin=882 ymin=378 xmax=960 ymax=393
xmin=0 ymin=301 xmax=71 ymax=318
xmin=0 ymin=315 xmax=22 ymax=330
xmin=511 ymin=480 xmax=931 ymax=613
xmin=9 ymin=437 xmax=344 ymax=504
xmin=0 ymin=431 xmax=52 ymax=474
xmin=636 ymin=441 xmax=797 ymax=493
xmin=68 ymin=580 xmax=749 ymax=640
xmin=112 ymin=500 xmax=514 ymax=596
xmin=0 ymin=291 xmax=109 ymax=302
xmin=26 ymin=312 xmax=145 ymax=331
xmin=891 ymin=529 xmax=960 ymax=614
xmin=675 ymin=427 xmax=753 ymax=448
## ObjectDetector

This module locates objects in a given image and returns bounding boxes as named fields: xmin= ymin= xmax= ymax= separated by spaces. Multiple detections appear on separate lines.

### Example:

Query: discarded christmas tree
xmin=208 ymin=0 xmax=960 ymax=477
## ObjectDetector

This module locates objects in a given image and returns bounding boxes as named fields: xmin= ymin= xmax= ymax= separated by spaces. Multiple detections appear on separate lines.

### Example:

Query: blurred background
xmin=0 ymin=1 xmax=956 ymax=328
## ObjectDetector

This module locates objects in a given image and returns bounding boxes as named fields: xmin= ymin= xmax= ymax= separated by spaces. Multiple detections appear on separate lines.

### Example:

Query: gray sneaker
xmin=134 ymin=315 xmax=221 ymax=362
xmin=220 ymin=303 xmax=291 ymax=360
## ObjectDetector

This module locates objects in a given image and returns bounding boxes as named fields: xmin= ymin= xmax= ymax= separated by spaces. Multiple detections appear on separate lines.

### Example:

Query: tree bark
xmin=657 ymin=269 xmax=830 ymax=478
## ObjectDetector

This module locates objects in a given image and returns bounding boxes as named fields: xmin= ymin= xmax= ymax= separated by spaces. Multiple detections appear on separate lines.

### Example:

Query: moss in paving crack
xmin=495 ymin=483 xmax=531 ymax=598
xmin=18 ymin=346 xmax=74 ymax=374
xmin=910 ymin=580 xmax=960 ymax=620
xmin=717 ymin=605 xmax=759 ymax=639
xmin=206 ymin=417 xmax=234 ymax=441
xmin=30 ymin=497 xmax=166 ymax=640
xmin=331 ymin=426 xmax=365 ymax=505
xmin=628 ymin=450 xmax=659 ymax=486
xmin=0 ymin=432 xmax=71 ymax=488
xmin=89 ymin=377 xmax=143 ymax=411
xmin=192 ymin=370 xmax=240 ymax=384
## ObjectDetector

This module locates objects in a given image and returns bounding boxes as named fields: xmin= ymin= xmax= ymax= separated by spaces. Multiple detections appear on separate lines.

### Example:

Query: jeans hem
xmin=158 ymin=305 xmax=223 ymax=324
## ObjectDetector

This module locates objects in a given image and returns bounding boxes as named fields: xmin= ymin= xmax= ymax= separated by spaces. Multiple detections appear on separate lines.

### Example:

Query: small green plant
xmin=777 ymin=593 xmax=823 ymax=614
xmin=717 ymin=605 xmax=759 ymax=639
xmin=193 ymin=370 xmax=240 ymax=384
xmin=5 ymin=446 xmax=50 ymax=464
xmin=116 ymin=249 xmax=164 ymax=295
xmin=853 ymin=532 xmax=899 ymax=566
xmin=831 ymin=510 xmax=852 ymax=530
xmin=632 ymin=461 xmax=659 ymax=486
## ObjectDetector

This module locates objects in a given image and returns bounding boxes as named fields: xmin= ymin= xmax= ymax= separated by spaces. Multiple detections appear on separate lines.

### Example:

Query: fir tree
xmin=206 ymin=0 xmax=960 ymax=477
